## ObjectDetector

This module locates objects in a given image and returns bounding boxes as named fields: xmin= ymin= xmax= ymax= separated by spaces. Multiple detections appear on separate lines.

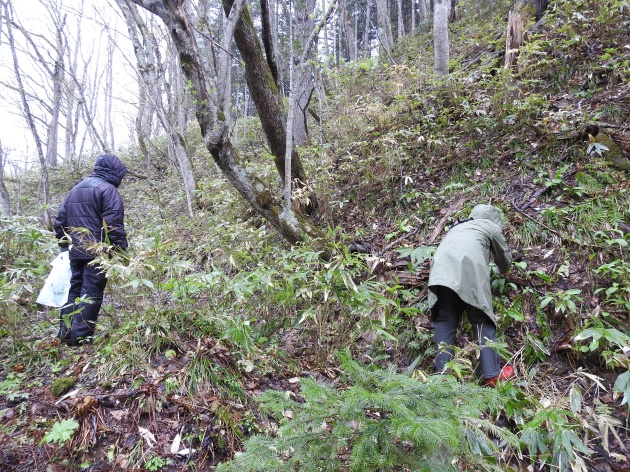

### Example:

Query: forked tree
xmin=127 ymin=0 xmax=332 ymax=243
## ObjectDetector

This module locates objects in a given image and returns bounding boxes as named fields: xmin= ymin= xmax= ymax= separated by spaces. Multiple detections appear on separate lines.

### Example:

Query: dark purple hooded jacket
xmin=54 ymin=154 xmax=128 ymax=260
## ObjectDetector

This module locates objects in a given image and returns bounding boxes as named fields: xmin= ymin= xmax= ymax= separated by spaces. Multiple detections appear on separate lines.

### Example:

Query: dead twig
xmin=376 ymin=224 xmax=424 ymax=257
xmin=511 ymin=198 xmax=564 ymax=237
xmin=427 ymin=196 xmax=466 ymax=244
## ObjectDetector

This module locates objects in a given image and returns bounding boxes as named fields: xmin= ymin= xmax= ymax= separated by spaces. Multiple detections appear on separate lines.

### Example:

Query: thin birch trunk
xmin=103 ymin=39 xmax=116 ymax=152
xmin=0 ymin=142 xmax=10 ymax=216
xmin=321 ymin=0 xmax=330 ymax=64
xmin=397 ymin=0 xmax=404 ymax=39
xmin=363 ymin=0 xmax=371 ymax=57
xmin=411 ymin=0 xmax=415 ymax=33
xmin=64 ymin=10 xmax=82 ymax=168
xmin=46 ymin=22 xmax=64 ymax=168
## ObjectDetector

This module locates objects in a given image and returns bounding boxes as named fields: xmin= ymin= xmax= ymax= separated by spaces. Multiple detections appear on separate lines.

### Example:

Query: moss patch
xmin=51 ymin=377 xmax=76 ymax=398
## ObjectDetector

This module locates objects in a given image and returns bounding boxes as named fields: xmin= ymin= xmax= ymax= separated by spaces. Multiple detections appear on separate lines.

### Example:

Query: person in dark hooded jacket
xmin=427 ymin=204 xmax=514 ymax=387
xmin=54 ymin=154 xmax=128 ymax=344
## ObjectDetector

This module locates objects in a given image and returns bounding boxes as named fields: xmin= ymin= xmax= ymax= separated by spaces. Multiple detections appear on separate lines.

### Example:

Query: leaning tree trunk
xmin=433 ymin=0 xmax=450 ymax=76
xmin=129 ymin=0 xmax=321 ymax=244
xmin=223 ymin=0 xmax=311 ymax=191
xmin=260 ymin=0 xmax=280 ymax=86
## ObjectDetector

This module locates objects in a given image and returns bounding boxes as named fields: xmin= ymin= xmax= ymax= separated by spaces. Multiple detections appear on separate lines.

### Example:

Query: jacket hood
xmin=91 ymin=154 xmax=128 ymax=187
xmin=469 ymin=204 xmax=503 ymax=228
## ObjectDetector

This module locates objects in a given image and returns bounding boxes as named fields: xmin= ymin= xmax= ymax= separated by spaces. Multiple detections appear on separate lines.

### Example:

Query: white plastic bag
xmin=36 ymin=252 xmax=72 ymax=307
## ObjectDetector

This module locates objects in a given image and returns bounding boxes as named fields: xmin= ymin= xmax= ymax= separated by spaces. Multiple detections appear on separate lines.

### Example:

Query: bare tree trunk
xmin=376 ymin=0 xmax=394 ymax=59
xmin=420 ymin=0 xmax=429 ymax=26
xmin=172 ymin=64 xmax=197 ymax=216
xmin=292 ymin=0 xmax=318 ymax=146
xmin=103 ymin=39 xmax=116 ymax=152
xmin=433 ymin=0 xmax=449 ymax=76
xmin=340 ymin=0 xmax=358 ymax=61
xmin=284 ymin=0 xmax=337 ymax=209
xmin=0 ymin=142 xmax=10 ymax=216
xmin=321 ymin=0 xmax=330 ymax=64
xmin=397 ymin=0 xmax=404 ymax=39
xmin=504 ymin=9 xmax=523 ymax=68
xmin=449 ymin=0 xmax=458 ymax=22
xmin=3 ymin=0 xmax=51 ymax=228
xmin=46 ymin=14 xmax=66 ymax=168
xmin=411 ymin=0 xmax=416 ymax=33
xmin=80 ymin=53 xmax=109 ymax=153
xmin=363 ymin=0 xmax=371 ymax=57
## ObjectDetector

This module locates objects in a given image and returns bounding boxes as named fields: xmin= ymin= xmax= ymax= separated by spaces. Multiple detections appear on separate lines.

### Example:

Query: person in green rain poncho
xmin=427 ymin=204 xmax=515 ymax=387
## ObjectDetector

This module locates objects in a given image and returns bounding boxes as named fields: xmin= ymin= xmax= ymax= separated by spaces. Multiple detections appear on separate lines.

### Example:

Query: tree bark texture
xmin=433 ymin=0 xmax=449 ymax=75
xmin=223 ymin=0 xmax=308 ymax=187
xmin=260 ymin=0 xmax=280 ymax=86
xmin=376 ymin=0 xmax=394 ymax=58
xmin=397 ymin=0 xmax=405 ymax=39
xmin=504 ymin=9 xmax=523 ymax=68
xmin=340 ymin=0 xmax=357 ymax=61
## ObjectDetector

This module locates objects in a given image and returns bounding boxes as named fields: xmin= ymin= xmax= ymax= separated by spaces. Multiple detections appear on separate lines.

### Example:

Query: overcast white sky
xmin=0 ymin=0 xmax=137 ymax=171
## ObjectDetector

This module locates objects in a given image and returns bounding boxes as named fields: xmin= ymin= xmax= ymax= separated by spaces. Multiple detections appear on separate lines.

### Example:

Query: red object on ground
xmin=483 ymin=365 xmax=515 ymax=387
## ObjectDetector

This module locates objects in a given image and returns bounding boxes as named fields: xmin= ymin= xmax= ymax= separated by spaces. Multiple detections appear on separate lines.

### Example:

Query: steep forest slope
xmin=1 ymin=1 xmax=629 ymax=471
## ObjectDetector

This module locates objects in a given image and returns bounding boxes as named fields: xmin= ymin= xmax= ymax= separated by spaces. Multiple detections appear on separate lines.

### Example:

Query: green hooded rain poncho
xmin=427 ymin=204 xmax=512 ymax=325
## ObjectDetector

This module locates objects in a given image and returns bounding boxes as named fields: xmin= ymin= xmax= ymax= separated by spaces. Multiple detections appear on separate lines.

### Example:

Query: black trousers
xmin=58 ymin=258 xmax=107 ymax=342
xmin=432 ymin=286 xmax=501 ymax=379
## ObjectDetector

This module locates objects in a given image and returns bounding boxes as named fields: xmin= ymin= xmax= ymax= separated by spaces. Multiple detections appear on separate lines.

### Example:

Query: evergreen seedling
xmin=217 ymin=351 xmax=519 ymax=471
